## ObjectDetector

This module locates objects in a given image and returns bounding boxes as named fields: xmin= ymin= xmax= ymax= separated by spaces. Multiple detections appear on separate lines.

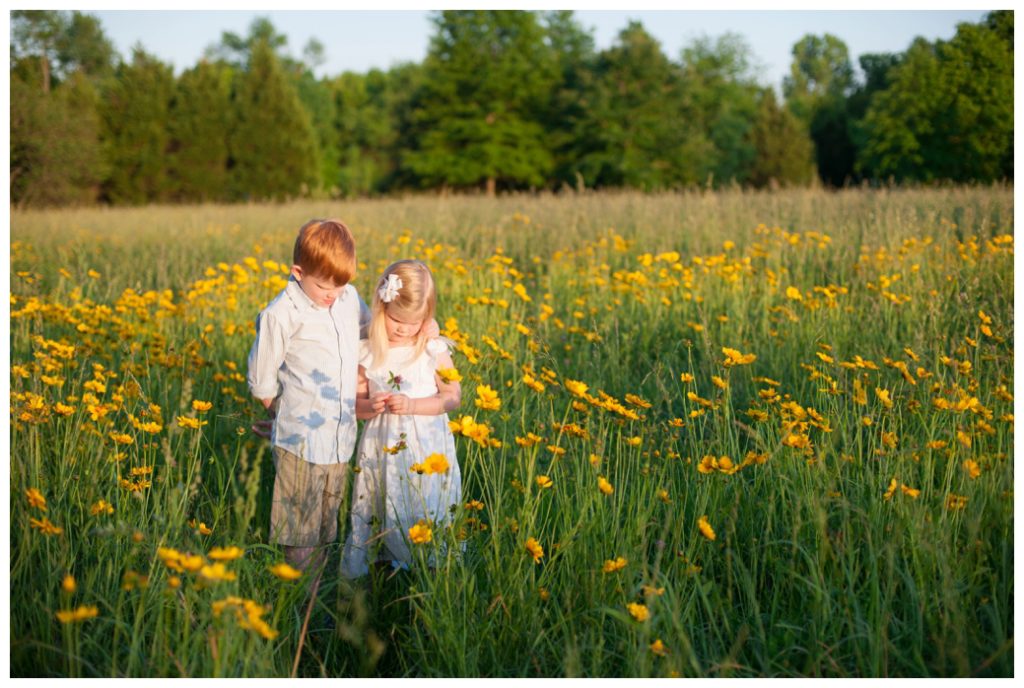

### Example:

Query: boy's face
xmin=292 ymin=266 xmax=344 ymax=308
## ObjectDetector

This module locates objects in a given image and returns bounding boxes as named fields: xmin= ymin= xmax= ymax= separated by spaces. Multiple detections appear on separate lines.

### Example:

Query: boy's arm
xmin=357 ymin=292 xmax=372 ymax=340
xmin=247 ymin=310 xmax=288 ymax=411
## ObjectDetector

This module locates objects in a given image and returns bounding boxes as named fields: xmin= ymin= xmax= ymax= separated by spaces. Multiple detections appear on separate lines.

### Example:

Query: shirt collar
xmin=285 ymin=276 xmax=348 ymax=312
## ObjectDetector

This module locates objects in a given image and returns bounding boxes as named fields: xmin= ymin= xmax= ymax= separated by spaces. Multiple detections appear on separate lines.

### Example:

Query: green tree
xmin=167 ymin=61 xmax=233 ymax=202
xmin=575 ymin=22 xmax=690 ymax=189
xmin=857 ymin=12 xmax=1012 ymax=182
xmin=404 ymin=10 xmax=557 ymax=194
xmin=680 ymin=33 xmax=762 ymax=186
xmin=748 ymin=87 xmax=816 ymax=188
xmin=11 ymin=68 xmax=104 ymax=207
xmin=845 ymin=52 xmax=903 ymax=180
xmin=205 ymin=16 xmax=289 ymax=68
xmin=784 ymin=34 xmax=856 ymax=186
xmin=292 ymin=68 xmax=342 ymax=195
xmin=228 ymin=39 xmax=319 ymax=201
xmin=58 ymin=11 xmax=116 ymax=79
xmin=100 ymin=47 xmax=175 ymax=204
xmin=11 ymin=10 xmax=65 ymax=92
xmin=538 ymin=10 xmax=598 ymax=189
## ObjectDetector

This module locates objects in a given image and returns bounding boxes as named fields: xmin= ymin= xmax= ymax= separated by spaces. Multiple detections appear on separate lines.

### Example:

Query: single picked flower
xmin=387 ymin=371 xmax=403 ymax=391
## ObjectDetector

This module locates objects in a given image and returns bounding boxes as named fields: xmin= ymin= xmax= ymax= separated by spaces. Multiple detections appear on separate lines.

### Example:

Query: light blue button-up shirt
xmin=247 ymin=277 xmax=370 ymax=464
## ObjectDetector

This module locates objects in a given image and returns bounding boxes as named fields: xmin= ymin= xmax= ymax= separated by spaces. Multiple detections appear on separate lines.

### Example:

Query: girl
xmin=341 ymin=260 xmax=462 ymax=579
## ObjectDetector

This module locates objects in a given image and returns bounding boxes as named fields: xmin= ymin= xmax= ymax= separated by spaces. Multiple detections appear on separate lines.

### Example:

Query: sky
xmin=85 ymin=8 xmax=989 ymax=90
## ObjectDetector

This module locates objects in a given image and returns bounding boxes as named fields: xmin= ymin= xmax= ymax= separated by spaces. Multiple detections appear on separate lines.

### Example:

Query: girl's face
xmin=384 ymin=310 xmax=424 ymax=346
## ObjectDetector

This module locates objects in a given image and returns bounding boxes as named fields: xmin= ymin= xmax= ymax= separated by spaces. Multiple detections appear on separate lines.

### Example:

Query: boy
xmin=247 ymin=218 xmax=369 ymax=575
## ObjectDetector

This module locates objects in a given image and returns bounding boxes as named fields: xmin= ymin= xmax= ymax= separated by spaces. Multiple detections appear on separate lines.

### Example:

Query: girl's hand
xmin=370 ymin=392 xmax=391 ymax=415
xmin=385 ymin=393 xmax=414 ymax=415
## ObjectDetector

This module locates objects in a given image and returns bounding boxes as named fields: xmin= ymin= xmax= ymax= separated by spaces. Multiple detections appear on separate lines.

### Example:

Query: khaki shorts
xmin=270 ymin=447 xmax=347 ymax=548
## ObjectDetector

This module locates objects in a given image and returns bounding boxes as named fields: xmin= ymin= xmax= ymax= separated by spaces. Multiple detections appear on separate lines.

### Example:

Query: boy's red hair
xmin=293 ymin=219 xmax=356 ymax=285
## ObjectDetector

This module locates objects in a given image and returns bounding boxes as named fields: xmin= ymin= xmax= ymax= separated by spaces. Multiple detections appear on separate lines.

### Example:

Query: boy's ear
xmin=290 ymin=265 xmax=303 ymax=281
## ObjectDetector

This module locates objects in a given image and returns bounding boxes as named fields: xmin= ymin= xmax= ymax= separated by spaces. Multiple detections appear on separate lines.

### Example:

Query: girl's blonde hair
xmin=367 ymin=260 xmax=437 ymax=369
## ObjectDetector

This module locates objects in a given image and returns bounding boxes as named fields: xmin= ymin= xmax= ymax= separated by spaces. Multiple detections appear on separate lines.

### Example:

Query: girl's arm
xmin=386 ymin=351 xmax=461 ymax=415
xmin=355 ymin=366 xmax=390 ymax=420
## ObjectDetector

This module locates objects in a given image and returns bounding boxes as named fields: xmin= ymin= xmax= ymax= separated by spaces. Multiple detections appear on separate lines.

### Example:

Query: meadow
xmin=9 ymin=187 xmax=1014 ymax=677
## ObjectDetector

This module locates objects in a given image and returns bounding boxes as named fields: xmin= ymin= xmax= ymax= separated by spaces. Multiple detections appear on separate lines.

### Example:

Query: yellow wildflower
xmin=30 ymin=517 xmax=62 ymax=536
xmin=900 ymin=484 xmax=921 ymax=499
xmin=56 ymin=605 xmax=99 ymax=624
xmin=525 ymin=537 xmax=544 ymax=563
xmin=270 ymin=562 xmax=302 ymax=581
xmin=697 ymin=515 xmax=716 ymax=541
xmin=208 ymin=546 xmax=245 ymax=561
xmin=627 ymin=602 xmax=650 ymax=622
xmin=90 ymin=499 xmax=114 ymax=516
xmin=475 ymin=385 xmax=501 ymax=411
xmin=650 ymin=639 xmax=668 ymax=656
xmin=875 ymin=388 xmax=893 ymax=409
xmin=722 ymin=347 xmax=756 ymax=367
xmin=177 ymin=416 xmax=207 ymax=430
xmin=597 ymin=476 xmax=614 ymax=495
xmin=192 ymin=400 xmax=213 ymax=413
xmin=437 ymin=367 xmax=462 ymax=383
xmin=408 ymin=520 xmax=433 ymax=544
xmin=602 ymin=556 xmax=628 ymax=573
xmin=535 ymin=475 xmax=553 ymax=489
xmin=565 ymin=379 xmax=589 ymax=398
xmin=963 ymin=459 xmax=981 ymax=479
xmin=25 ymin=488 xmax=46 ymax=511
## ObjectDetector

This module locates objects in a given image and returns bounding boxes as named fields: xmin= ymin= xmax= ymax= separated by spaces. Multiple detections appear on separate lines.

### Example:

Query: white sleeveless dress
xmin=341 ymin=339 xmax=461 ymax=578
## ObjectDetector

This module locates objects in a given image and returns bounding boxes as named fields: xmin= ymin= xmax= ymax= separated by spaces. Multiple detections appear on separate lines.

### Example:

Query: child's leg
xmin=284 ymin=545 xmax=323 ymax=571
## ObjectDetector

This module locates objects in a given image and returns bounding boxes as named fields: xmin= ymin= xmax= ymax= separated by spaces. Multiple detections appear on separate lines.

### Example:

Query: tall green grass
xmin=10 ymin=187 xmax=1013 ymax=677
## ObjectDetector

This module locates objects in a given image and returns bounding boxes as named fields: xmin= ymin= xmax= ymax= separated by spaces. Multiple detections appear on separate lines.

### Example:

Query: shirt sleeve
xmin=247 ymin=309 xmax=288 ymax=400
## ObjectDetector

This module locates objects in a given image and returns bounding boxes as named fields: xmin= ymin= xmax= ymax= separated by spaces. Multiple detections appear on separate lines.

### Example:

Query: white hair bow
xmin=377 ymin=274 xmax=403 ymax=303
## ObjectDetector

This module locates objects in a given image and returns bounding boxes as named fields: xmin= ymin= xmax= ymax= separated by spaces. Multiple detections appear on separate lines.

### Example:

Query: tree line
xmin=10 ymin=10 xmax=1013 ymax=207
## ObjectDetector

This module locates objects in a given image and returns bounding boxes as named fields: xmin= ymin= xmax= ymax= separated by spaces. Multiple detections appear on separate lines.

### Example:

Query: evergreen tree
xmin=100 ymin=47 xmax=175 ymax=204
xmin=11 ymin=67 xmax=103 ymax=206
xmin=748 ymin=87 xmax=815 ymax=188
xmin=293 ymin=68 xmax=342 ymax=195
xmin=577 ymin=22 xmax=691 ymax=189
xmin=374 ymin=63 xmax=427 ymax=192
xmin=228 ymin=39 xmax=319 ymax=201
xmin=333 ymin=70 xmax=382 ymax=196
xmin=404 ymin=10 xmax=557 ymax=194
xmin=539 ymin=10 xmax=599 ymax=189
xmin=167 ymin=61 xmax=233 ymax=202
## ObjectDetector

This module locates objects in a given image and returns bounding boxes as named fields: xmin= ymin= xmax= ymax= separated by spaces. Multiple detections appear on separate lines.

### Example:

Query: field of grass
xmin=9 ymin=187 xmax=1014 ymax=677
